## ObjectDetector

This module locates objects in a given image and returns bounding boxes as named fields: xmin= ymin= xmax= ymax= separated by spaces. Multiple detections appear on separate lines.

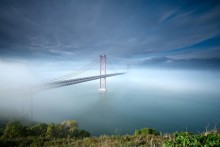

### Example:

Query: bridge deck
xmin=40 ymin=73 xmax=125 ymax=89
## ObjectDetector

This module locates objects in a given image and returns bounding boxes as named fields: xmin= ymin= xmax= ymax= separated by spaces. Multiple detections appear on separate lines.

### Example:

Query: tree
xmin=60 ymin=120 xmax=78 ymax=137
xmin=2 ymin=121 xmax=27 ymax=138
xmin=46 ymin=123 xmax=59 ymax=138
xmin=30 ymin=123 xmax=48 ymax=137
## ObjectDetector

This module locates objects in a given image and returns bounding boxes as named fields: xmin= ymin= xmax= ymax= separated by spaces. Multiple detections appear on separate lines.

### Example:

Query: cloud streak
xmin=0 ymin=0 xmax=219 ymax=65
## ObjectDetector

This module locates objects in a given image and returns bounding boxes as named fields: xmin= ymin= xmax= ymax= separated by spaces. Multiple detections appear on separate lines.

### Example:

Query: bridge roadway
xmin=41 ymin=73 xmax=125 ymax=89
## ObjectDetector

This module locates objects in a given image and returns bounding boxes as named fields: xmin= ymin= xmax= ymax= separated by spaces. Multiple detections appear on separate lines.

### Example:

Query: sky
xmin=0 ymin=0 xmax=220 ymax=67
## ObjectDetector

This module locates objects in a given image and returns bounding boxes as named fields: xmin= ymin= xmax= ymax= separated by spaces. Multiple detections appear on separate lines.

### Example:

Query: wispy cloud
xmin=0 ymin=0 xmax=219 ymax=64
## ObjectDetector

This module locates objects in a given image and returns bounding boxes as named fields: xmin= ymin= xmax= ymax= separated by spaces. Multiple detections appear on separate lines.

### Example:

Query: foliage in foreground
xmin=165 ymin=131 xmax=220 ymax=147
xmin=135 ymin=128 xmax=160 ymax=136
xmin=0 ymin=120 xmax=90 ymax=146
xmin=0 ymin=120 xmax=219 ymax=146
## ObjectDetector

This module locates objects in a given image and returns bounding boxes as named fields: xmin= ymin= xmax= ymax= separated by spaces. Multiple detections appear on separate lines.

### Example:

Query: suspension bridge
xmin=40 ymin=55 xmax=126 ymax=91
xmin=25 ymin=55 xmax=125 ymax=121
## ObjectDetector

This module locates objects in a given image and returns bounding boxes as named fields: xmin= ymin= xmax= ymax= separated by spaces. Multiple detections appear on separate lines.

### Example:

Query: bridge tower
xmin=99 ymin=55 xmax=107 ymax=92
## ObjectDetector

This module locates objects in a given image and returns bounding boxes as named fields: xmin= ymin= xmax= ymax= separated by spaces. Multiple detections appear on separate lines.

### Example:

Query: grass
xmin=1 ymin=131 xmax=219 ymax=147
xmin=0 ymin=120 xmax=219 ymax=146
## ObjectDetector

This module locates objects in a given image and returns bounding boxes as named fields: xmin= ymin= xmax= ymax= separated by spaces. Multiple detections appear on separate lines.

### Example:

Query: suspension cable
xmin=43 ymin=57 xmax=99 ymax=83
xmin=106 ymin=56 xmax=118 ymax=73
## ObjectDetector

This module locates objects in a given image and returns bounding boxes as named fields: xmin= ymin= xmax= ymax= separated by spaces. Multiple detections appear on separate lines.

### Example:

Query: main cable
xmin=42 ymin=57 xmax=99 ymax=83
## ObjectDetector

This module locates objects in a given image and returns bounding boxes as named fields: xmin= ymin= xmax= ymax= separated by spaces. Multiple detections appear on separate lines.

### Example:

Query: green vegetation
xmin=0 ymin=120 xmax=90 ymax=146
xmin=135 ymin=128 xmax=160 ymax=136
xmin=0 ymin=120 xmax=219 ymax=146
xmin=165 ymin=131 xmax=220 ymax=147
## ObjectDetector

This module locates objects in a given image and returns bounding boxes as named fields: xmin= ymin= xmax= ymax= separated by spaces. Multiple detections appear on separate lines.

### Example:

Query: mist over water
xmin=1 ymin=61 xmax=220 ymax=135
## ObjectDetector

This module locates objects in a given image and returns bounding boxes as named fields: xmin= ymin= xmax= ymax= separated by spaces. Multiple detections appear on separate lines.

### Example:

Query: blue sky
xmin=0 ymin=0 xmax=220 ymax=67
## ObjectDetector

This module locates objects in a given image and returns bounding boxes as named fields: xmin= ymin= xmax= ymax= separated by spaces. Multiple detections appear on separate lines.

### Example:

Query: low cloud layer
xmin=139 ymin=57 xmax=220 ymax=69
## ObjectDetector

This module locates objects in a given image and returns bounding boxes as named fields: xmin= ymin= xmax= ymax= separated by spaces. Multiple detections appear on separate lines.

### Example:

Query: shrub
xmin=30 ymin=138 xmax=45 ymax=147
xmin=173 ymin=132 xmax=200 ymax=146
xmin=2 ymin=121 xmax=27 ymax=138
xmin=165 ymin=132 xmax=220 ymax=146
xmin=0 ymin=126 xmax=4 ymax=137
xmin=197 ymin=133 xmax=220 ymax=146
xmin=30 ymin=123 xmax=48 ymax=137
xmin=135 ymin=128 xmax=159 ymax=136
xmin=46 ymin=123 xmax=60 ymax=138
xmin=60 ymin=120 xmax=78 ymax=138
xmin=45 ymin=120 xmax=80 ymax=138
xmin=78 ymin=130 xmax=91 ymax=138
